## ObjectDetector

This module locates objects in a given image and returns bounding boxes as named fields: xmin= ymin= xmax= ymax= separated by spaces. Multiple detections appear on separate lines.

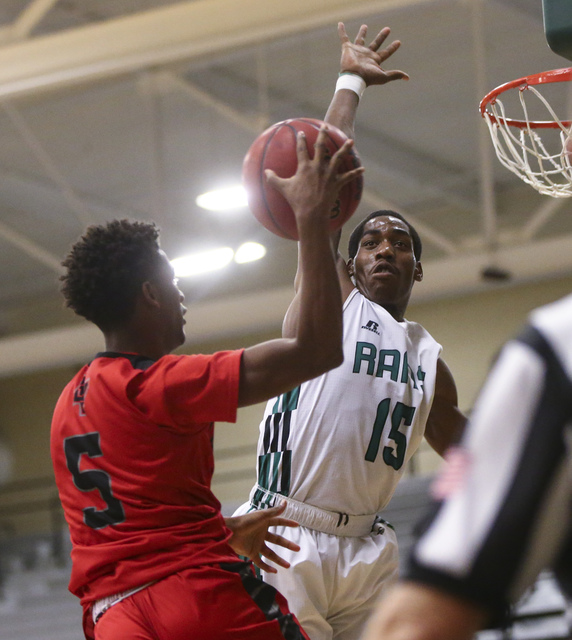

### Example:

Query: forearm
xmin=239 ymin=214 xmax=343 ymax=406
xmin=362 ymin=583 xmax=486 ymax=640
xmin=425 ymin=407 xmax=466 ymax=457
xmin=283 ymin=232 xmax=346 ymax=339
xmin=324 ymin=88 xmax=359 ymax=139
xmin=294 ymin=212 xmax=343 ymax=367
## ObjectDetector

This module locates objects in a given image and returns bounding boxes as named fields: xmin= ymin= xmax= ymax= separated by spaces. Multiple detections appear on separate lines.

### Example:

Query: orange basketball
xmin=242 ymin=118 xmax=363 ymax=240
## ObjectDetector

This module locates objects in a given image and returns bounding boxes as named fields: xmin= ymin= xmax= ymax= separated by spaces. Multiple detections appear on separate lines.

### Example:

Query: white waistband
xmin=92 ymin=581 xmax=154 ymax=624
xmin=251 ymin=486 xmax=380 ymax=537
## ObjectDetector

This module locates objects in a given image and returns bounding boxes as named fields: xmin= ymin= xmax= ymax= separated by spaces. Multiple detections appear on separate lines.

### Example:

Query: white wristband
xmin=335 ymin=73 xmax=366 ymax=100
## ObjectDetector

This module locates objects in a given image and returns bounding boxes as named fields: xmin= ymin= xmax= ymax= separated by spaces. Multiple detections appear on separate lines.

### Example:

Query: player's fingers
xmin=269 ymin=516 xmax=299 ymax=529
xmin=312 ymin=125 xmax=331 ymax=161
xmin=337 ymin=166 xmax=365 ymax=188
xmin=261 ymin=502 xmax=287 ymax=518
xmin=264 ymin=168 xmax=277 ymax=182
xmin=266 ymin=532 xmax=301 ymax=552
xmin=252 ymin=555 xmax=277 ymax=573
xmin=338 ymin=21 xmax=349 ymax=44
xmin=259 ymin=544 xmax=291 ymax=569
xmin=329 ymin=138 xmax=355 ymax=165
xmin=333 ymin=164 xmax=365 ymax=191
xmin=264 ymin=168 xmax=285 ymax=190
xmin=378 ymin=39 xmax=402 ymax=61
xmin=354 ymin=24 xmax=367 ymax=46
xmin=369 ymin=26 xmax=391 ymax=51
xmin=295 ymin=130 xmax=311 ymax=161
xmin=382 ymin=70 xmax=410 ymax=82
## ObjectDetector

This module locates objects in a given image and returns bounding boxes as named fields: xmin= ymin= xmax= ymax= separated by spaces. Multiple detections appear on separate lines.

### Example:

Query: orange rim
xmin=480 ymin=67 xmax=572 ymax=129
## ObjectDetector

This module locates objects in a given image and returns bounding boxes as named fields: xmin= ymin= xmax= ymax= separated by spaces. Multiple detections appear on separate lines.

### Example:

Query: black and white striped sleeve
xmin=405 ymin=320 xmax=572 ymax=619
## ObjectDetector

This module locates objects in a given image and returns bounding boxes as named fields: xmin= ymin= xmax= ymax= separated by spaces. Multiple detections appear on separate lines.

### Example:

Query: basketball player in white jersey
xmin=235 ymin=23 xmax=466 ymax=640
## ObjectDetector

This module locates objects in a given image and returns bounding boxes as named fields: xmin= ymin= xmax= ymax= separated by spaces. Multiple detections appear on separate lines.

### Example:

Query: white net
xmin=483 ymin=84 xmax=572 ymax=198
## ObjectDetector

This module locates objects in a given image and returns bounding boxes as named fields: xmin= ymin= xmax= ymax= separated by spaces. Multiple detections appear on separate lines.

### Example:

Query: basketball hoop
xmin=480 ymin=67 xmax=572 ymax=197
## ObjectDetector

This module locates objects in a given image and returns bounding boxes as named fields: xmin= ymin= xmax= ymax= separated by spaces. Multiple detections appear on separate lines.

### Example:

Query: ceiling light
xmin=196 ymin=185 xmax=248 ymax=211
xmin=234 ymin=242 xmax=267 ymax=264
xmin=171 ymin=247 xmax=234 ymax=277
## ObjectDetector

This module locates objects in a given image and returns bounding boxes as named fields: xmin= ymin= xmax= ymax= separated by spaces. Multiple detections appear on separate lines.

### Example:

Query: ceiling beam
xmin=158 ymin=67 xmax=479 ymax=216
xmin=363 ymin=188 xmax=458 ymax=255
xmin=470 ymin=0 xmax=498 ymax=252
xmin=0 ymin=0 xmax=437 ymax=100
xmin=12 ymin=0 xmax=60 ymax=41
xmin=0 ymin=0 xmax=59 ymax=45
xmin=0 ymin=219 xmax=62 ymax=273
xmin=520 ymin=197 xmax=567 ymax=241
xmin=153 ymin=71 xmax=266 ymax=133
xmin=0 ymin=101 xmax=93 ymax=226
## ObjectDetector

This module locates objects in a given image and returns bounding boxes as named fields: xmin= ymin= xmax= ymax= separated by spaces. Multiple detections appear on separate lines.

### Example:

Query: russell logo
xmin=361 ymin=320 xmax=380 ymax=335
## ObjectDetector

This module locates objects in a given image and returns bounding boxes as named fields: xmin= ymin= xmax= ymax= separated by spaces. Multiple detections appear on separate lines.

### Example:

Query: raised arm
xmin=238 ymin=127 xmax=363 ymax=407
xmin=325 ymin=22 xmax=409 ymax=138
xmin=282 ymin=23 xmax=410 ymax=338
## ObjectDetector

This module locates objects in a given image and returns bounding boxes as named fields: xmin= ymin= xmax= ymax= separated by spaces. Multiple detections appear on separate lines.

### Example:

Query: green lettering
xmin=401 ymin=351 xmax=409 ymax=383
xmin=376 ymin=349 xmax=400 ymax=381
xmin=401 ymin=352 xmax=418 ymax=389
xmin=353 ymin=342 xmax=377 ymax=375
xmin=417 ymin=366 xmax=426 ymax=391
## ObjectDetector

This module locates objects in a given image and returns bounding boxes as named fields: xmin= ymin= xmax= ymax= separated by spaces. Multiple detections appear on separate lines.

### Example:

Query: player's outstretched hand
xmin=265 ymin=124 xmax=363 ymax=227
xmin=224 ymin=502 xmax=300 ymax=573
xmin=338 ymin=22 xmax=409 ymax=86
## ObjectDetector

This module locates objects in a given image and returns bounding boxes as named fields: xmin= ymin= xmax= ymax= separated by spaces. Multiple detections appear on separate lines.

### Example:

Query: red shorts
xmin=93 ymin=561 xmax=309 ymax=640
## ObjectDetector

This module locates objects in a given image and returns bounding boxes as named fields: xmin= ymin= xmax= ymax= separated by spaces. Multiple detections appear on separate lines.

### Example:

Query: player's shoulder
xmin=92 ymin=351 xmax=157 ymax=371
xmin=55 ymin=364 xmax=90 ymax=403
xmin=92 ymin=351 xmax=205 ymax=373
xmin=93 ymin=350 xmax=243 ymax=382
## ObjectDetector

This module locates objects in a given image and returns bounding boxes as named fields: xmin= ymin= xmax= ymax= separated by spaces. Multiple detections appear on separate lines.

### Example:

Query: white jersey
xmin=250 ymin=288 xmax=442 ymax=516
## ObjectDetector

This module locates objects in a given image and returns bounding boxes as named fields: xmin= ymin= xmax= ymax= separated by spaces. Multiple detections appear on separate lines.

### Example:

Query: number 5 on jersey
xmin=64 ymin=432 xmax=125 ymax=529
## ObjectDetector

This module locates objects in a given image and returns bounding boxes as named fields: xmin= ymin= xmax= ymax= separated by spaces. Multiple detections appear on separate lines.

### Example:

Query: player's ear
xmin=141 ymin=281 xmax=161 ymax=308
xmin=414 ymin=261 xmax=423 ymax=282
xmin=346 ymin=258 xmax=355 ymax=278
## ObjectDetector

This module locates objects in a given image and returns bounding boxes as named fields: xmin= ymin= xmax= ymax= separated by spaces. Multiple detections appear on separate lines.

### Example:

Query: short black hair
xmin=60 ymin=219 xmax=162 ymax=331
xmin=347 ymin=210 xmax=422 ymax=261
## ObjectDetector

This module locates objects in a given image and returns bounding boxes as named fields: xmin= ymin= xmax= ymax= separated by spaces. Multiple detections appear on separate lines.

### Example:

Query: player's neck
xmin=369 ymin=297 xmax=408 ymax=323
xmin=103 ymin=327 xmax=169 ymax=361
xmin=383 ymin=304 xmax=405 ymax=322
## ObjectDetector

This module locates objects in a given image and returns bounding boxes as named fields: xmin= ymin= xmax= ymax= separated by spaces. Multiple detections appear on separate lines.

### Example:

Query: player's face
xmin=348 ymin=216 xmax=422 ymax=321
xmin=152 ymin=251 xmax=187 ymax=351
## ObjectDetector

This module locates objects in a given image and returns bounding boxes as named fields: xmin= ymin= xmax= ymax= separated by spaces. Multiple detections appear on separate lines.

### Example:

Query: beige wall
xmin=1 ymin=275 xmax=572 ymax=523
xmin=410 ymin=276 xmax=572 ymax=411
xmin=0 ymin=366 xmax=76 ymax=481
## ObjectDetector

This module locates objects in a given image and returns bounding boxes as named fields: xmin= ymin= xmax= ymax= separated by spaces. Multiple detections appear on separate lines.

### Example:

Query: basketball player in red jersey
xmin=50 ymin=126 xmax=363 ymax=640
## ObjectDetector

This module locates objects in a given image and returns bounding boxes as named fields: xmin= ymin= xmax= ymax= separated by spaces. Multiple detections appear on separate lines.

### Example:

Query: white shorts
xmin=234 ymin=498 xmax=399 ymax=640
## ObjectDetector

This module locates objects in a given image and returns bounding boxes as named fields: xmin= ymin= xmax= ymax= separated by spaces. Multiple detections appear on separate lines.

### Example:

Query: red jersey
xmin=51 ymin=350 xmax=243 ymax=608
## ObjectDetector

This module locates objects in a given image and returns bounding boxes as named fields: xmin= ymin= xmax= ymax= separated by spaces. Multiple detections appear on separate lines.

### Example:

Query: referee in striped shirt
xmin=362 ymin=293 xmax=572 ymax=640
